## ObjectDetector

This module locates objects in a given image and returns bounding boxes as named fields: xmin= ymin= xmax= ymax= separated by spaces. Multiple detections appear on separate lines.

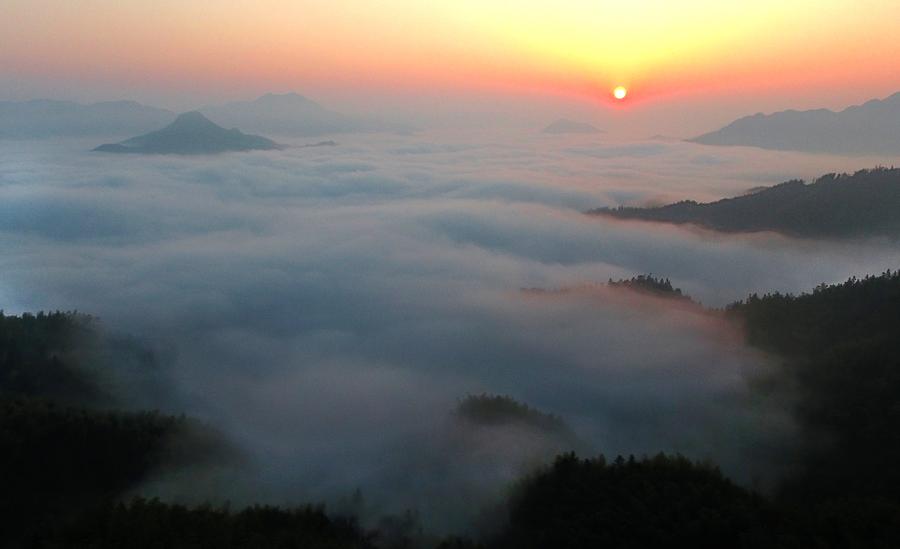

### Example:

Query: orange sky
xmin=2 ymin=0 xmax=900 ymax=132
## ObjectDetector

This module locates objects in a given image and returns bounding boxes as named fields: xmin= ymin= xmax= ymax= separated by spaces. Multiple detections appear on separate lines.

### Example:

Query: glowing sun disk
xmin=613 ymin=86 xmax=628 ymax=100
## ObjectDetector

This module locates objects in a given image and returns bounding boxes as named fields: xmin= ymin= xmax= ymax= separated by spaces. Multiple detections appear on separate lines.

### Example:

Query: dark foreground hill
xmin=691 ymin=91 xmax=900 ymax=155
xmin=490 ymin=271 xmax=900 ymax=548
xmin=588 ymin=167 xmax=900 ymax=238
xmin=94 ymin=111 xmax=280 ymax=154
xmin=8 ymin=271 xmax=900 ymax=547
xmin=726 ymin=271 xmax=900 ymax=504
xmin=0 ymin=311 xmax=239 ymax=547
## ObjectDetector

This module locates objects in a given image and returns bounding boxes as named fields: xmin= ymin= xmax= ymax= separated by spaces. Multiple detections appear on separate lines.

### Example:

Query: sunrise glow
xmin=3 ymin=0 xmax=900 ymax=106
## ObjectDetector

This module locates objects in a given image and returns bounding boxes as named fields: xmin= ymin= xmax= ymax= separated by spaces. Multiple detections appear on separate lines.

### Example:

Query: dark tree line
xmin=1 ymin=311 xmax=100 ymax=403
xmin=34 ymin=498 xmax=375 ymax=549
xmin=0 ymin=399 xmax=207 ymax=546
xmin=493 ymin=453 xmax=776 ymax=549
xmin=607 ymin=274 xmax=691 ymax=301
xmin=726 ymin=270 xmax=900 ymax=504
xmin=6 ymin=269 xmax=900 ymax=548
xmin=468 ymin=272 xmax=900 ymax=548
xmin=0 ymin=311 xmax=370 ymax=549
xmin=455 ymin=394 xmax=570 ymax=434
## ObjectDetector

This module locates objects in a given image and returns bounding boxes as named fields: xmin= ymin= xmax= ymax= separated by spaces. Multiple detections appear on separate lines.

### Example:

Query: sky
xmin=3 ymin=0 xmax=900 ymax=135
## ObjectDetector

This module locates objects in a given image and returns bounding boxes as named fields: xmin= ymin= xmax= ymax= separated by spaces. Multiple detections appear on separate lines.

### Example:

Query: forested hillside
xmin=6 ymin=271 xmax=900 ymax=549
xmin=0 ymin=311 xmax=371 ymax=548
xmin=727 ymin=271 xmax=900 ymax=503
xmin=589 ymin=168 xmax=900 ymax=238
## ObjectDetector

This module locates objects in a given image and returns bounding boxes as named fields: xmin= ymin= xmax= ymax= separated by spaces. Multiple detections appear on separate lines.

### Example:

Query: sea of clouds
xmin=2 ymin=130 xmax=899 ymax=531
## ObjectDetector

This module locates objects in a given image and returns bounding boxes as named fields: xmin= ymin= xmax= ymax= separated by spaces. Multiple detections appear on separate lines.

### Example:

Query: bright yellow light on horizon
xmin=613 ymin=86 xmax=627 ymax=100
xmin=2 ymin=0 xmax=900 ymax=104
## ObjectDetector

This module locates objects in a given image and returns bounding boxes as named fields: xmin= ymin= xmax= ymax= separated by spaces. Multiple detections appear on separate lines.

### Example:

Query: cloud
xmin=566 ymin=142 xmax=669 ymax=159
xmin=2 ymin=132 xmax=899 ymax=533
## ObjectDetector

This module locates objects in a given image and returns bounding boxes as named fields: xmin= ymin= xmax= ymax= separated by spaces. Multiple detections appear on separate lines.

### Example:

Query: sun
xmin=613 ymin=86 xmax=627 ymax=100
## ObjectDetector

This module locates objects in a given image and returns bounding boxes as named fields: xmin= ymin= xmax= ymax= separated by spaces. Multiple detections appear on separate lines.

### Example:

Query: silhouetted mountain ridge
xmin=588 ymin=167 xmax=900 ymax=238
xmin=691 ymin=92 xmax=900 ymax=154
xmin=94 ymin=111 xmax=280 ymax=154
xmin=201 ymin=92 xmax=385 ymax=136
xmin=1 ymin=92 xmax=410 ymax=139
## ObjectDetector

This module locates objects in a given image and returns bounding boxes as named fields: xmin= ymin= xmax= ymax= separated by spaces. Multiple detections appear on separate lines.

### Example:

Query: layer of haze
xmin=3 ymin=130 xmax=900 ymax=531
xmin=3 ymin=1 xmax=900 ymax=136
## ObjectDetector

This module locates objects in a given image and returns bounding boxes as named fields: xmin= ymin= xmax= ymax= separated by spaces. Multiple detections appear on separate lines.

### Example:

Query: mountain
xmin=691 ymin=92 xmax=900 ymax=155
xmin=588 ymin=167 xmax=900 ymax=238
xmin=93 ymin=111 xmax=280 ymax=154
xmin=542 ymin=118 xmax=603 ymax=134
xmin=726 ymin=271 xmax=900 ymax=503
xmin=201 ymin=92 xmax=368 ymax=136
xmin=0 ymin=99 xmax=174 ymax=139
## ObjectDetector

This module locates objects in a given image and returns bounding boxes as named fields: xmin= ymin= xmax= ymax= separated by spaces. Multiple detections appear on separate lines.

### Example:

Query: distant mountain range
xmin=200 ymin=93 xmax=363 ymax=136
xmin=1 ymin=93 xmax=404 ymax=140
xmin=691 ymin=92 xmax=900 ymax=155
xmin=542 ymin=119 xmax=603 ymax=134
xmin=588 ymin=167 xmax=900 ymax=239
xmin=0 ymin=99 xmax=174 ymax=139
xmin=94 ymin=111 xmax=280 ymax=154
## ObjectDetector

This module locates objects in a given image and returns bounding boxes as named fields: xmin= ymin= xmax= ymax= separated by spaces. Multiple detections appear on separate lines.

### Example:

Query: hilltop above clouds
xmin=94 ymin=111 xmax=280 ymax=154
xmin=692 ymin=92 xmax=900 ymax=155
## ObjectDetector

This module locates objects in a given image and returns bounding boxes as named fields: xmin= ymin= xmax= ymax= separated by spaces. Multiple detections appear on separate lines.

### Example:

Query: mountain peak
xmin=255 ymin=92 xmax=313 ymax=105
xmin=170 ymin=111 xmax=219 ymax=130
xmin=94 ymin=110 xmax=279 ymax=154
xmin=691 ymin=91 xmax=900 ymax=155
